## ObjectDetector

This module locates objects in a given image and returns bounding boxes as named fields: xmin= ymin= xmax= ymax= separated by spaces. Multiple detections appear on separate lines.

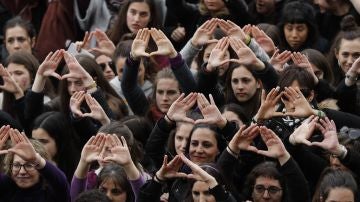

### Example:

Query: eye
xmin=341 ymin=52 xmax=350 ymax=58
xmin=192 ymin=191 xmax=200 ymax=196
xmin=167 ymin=90 xmax=178 ymax=96
xmin=157 ymin=90 xmax=164 ymax=95
xmin=111 ymin=188 xmax=124 ymax=195
xmin=7 ymin=38 xmax=15 ymax=44
xmin=231 ymin=78 xmax=239 ymax=84
xmin=190 ymin=141 xmax=199 ymax=147
xmin=176 ymin=136 xmax=183 ymax=141
xmin=241 ymin=78 xmax=252 ymax=84
xmin=202 ymin=141 xmax=213 ymax=148
xmin=140 ymin=12 xmax=149 ymax=17
xmin=16 ymin=37 xmax=27 ymax=43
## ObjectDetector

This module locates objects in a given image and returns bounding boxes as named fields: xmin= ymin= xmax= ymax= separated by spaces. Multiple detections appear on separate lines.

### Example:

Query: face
xmin=323 ymin=187 xmax=354 ymax=202
xmin=189 ymin=128 xmax=219 ymax=164
xmin=11 ymin=155 xmax=40 ymax=189
xmin=174 ymin=123 xmax=194 ymax=154
xmin=252 ymin=176 xmax=283 ymax=202
xmin=155 ymin=78 xmax=180 ymax=113
xmin=67 ymin=78 xmax=86 ymax=95
xmin=99 ymin=179 xmax=127 ymax=202
xmin=96 ymin=55 xmax=116 ymax=81
xmin=222 ymin=110 xmax=244 ymax=127
xmin=311 ymin=63 xmax=324 ymax=80
xmin=313 ymin=0 xmax=336 ymax=13
xmin=32 ymin=128 xmax=57 ymax=160
xmin=192 ymin=181 xmax=216 ymax=202
xmin=256 ymin=0 xmax=276 ymax=15
xmin=126 ymin=2 xmax=151 ymax=34
xmin=284 ymin=23 xmax=309 ymax=50
xmin=203 ymin=0 xmax=225 ymax=12
xmin=335 ymin=38 xmax=360 ymax=73
xmin=5 ymin=26 xmax=33 ymax=55
xmin=7 ymin=63 xmax=32 ymax=91
xmin=231 ymin=66 xmax=259 ymax=102
xmin=203 ymin=43 xmax=230 ymax=77
xmin=115 ymin=57 xmax=126 ymax=80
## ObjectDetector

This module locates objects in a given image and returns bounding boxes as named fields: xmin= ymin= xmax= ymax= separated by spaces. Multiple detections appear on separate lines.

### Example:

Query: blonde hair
xmin=198 ymin=0 xmax=229 ymax=16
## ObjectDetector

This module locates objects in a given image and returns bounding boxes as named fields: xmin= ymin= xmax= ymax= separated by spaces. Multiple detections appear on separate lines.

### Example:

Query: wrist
xmin=14 ymin=91 xmax=24 ymax=99
xmin=154 ymin=171 xmax=166 ymax=183
xmin=206 ymin=177 xmax=218 ymax=189
xmin=217 ymin=117 xmax=227 ymax=129
xmin=169 ymin=51 xmax=178 ymax=59
xmin=100 ymin=116 xmax=111 ymax=125
xmin=289 ymin=135 xmax=296 ymax=145
xmin=278 ymin=151 xmax=291 ymax=166
xmin=227 ymin=145 xmax=239 ymax=157
xmin=190 ymin=38 xmax=200 ymax=48
xmin=333 ymin=144 xmax=347 ymax=159
xmin=254 ymin=60 xmax=265 ymax=71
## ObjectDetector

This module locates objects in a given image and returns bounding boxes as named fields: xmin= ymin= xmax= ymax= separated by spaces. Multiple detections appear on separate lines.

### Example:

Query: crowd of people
xmin=0 ymin=0 xmax=359 ymax=201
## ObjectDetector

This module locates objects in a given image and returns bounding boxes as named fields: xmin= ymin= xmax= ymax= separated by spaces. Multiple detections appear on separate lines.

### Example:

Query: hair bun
xmin=340 ymin=15 xmax=358 ymax=31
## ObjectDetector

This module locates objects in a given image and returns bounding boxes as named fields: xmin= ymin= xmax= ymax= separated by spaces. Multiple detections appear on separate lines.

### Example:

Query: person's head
xmin=255 ymin=0 xmax=276 ymax=15
xmin=96 ymin=55 xmax=116 ymax=81
xmin=199 ymin=0 xmax=229 ymax=16
xmin=113 ymin=40 xmax=133 ymax=80
xmin=302 ymin=49 xmax=334 ymax=84
xmin=75 ymin=190 xmax=111 ymax=202
xmin=186 ymin=124 xmax=226 ymax=165
xmin=313 ymin=0 xmax=350 ymax=14
xmin=120 ymin=115 xmax=153 ymax=148
xmin=108 ymin=0 xmax=160 ymax=45
xmin=152 ymin=68 xmax=181 ymax=113
xmin=3 ymin=16 xmax=36 ymax=55
xmin=221 ymin=103 xmax=250 ymax=127
xmin=313 ymin=168 xmax=357 ymax=202
xmin=330 ymin=15 xmax=360 ymax=81
xmin=97 ymin=163 xmax=134 ymax=202
xmin=243 ymin=161 xmax=285 ymax=202
xmin=4 ymin=139 xmax=49 ymax=189
xmin=278 ymin=1 xmax=318 ymax=51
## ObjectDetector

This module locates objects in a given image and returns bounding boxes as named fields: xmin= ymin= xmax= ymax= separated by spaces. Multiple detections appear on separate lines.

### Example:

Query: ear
xmin=256 ymin=79 xmax=263 ymax=89
xmin=334 ymin=48 xmax=339 ymax=60
xmin=307 ymin=90 xmax=315 ymax=102
xmin=31 ymin=37 xmax=36 ymax=48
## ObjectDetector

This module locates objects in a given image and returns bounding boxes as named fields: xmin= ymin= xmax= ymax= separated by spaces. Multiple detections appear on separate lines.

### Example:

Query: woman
xmin=0 ymin=127 xmax=70 ymax=201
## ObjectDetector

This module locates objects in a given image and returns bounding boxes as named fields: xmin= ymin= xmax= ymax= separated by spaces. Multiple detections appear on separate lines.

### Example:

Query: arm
xmin=180 ymin=39 xmax=203 ymax=67
xmin=169 ymin=54 xmax=197 ymax=94
xmin=340 ymin=148 xmax=360 ymax=179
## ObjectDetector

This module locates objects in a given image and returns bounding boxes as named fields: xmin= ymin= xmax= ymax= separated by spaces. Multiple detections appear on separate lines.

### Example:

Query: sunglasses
xmin=99 ymin=61 xmax=116 ymax=72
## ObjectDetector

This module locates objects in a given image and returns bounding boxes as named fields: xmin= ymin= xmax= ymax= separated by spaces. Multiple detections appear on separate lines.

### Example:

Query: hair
xmin=3 ymin=16 xmax=36 ymax=41
xmin=4 ymin=139 xmax=49 ymax=175
xmin=97 ymin=163 xmax=134 ymax=202
xmin=120 ymin=115 xmax=153 ymax=148
xmin=107 ymin=0 xmax=161 ymax=45
xmin=75 ymin=189 xmax=111 ymax=202
xmin=198 ymin=0 xmax=230 ymax=16
xmin=99 ymin=121 xmax=143 ymax=170
xmin=58 ymin=54 xmax=128 ymax=118
xmin=257 ymin=23 xmax=282 ymax=49
xmin=113 ymin=40 xmax=133 ymax=61
xmin=301 ymin=49 xmax=334 ymax=85
xmin=32 ymin=111 xmax=80 ymax=181
xmin=278 ymin=1 xmax=319 ymax=51
xmin=312 ymin=167 xmax=357 ymax=202
xmin=220 ymin=103 xmax=250 ymax=124
xmin=328 ymin=15 xmax=360 ymax=84
xmin=278 ymin=65 xmax=316 ymax=91
xmin=242 ymin=161 xmax=287 ymax=202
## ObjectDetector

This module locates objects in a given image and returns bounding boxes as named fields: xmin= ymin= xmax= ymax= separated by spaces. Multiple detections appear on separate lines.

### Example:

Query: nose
xmin=134 ymin=14 xmax=140 ymax=22
xmin=180 ymin=140 xmax=187 ymax=151
xmin=262 ymin=190 xmax=271 ymax=199
xmin=18 ymin=166 xmax=27 ymax=174
xmin=290 ymin=30 xmax=298 ymax=39
xmin=236 ymin=82 xmax=244 ymax=90
xmin=199 ymin=194 xmax=207 ymax=202
xmin=69 ymin=83 xmax=76 ymax=94
xmin=106 ymin=191 xmax=113 ymax=200
xmin=161 ymin=92 xmax=169 ymax=101
xmin=13 ymin=40 xmax=21 ymax=49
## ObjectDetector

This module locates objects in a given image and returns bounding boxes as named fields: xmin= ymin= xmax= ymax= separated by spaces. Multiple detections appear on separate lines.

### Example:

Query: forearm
xmin=74 ymin=160 xmax=91 ymax=179
xmin=123 ymin=162 xmax=140 ymax=181
xmin=170 ymin=53 xmax=197 ymax=94
xmin=180 ymin=39 xmax=203 ymax=67
xmin=32 ymin=74 xmax=47 ymax=93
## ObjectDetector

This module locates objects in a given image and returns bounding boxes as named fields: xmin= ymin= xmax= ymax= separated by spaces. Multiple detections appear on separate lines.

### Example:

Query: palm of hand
xmin=228 ymin=28 xmax=244 ymax=39
xmin=170 ymin=104 xmax=187 ymax=121
xmin=202 ymin=106 xmax=221 ymax=124
xmin=209 ymin=49 xmax=225 ymax=67
xmin=256 ymin=37 xmax=275 ymax=52
xmin=11 ymin=143 xmax=37 ymax=162
xmin=235 ymin=48 xmax=257 ymax=65
xmin=266 ymin=140 xmax=283 ymax=158
xmin=132 ymin=40 xmax=148 ymax=57
xmin=70 ymin=98 xmax=82 ymax=115
xmin=320 ymin=132 xmax=338 ymax=151
xmin=68 ymin=63 xmax=87 ymax=79
xmin=39 ymin=62 xmax=57 ymax=76
xmin=82 ymin=145 xmax=101 ymax=163
xmin=155 ymin=39 xmax=173 ymax=55
xmin=195 ymin=30 xmax=211 ymax=45
xmin=2 ymin=78 xmax=20 ymax=93
xmin=110 ymin=147 xmax=131 ymax=165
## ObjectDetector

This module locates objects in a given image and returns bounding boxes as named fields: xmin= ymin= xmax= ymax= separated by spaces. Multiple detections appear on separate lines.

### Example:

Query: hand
xmin=348 ymin=56 xmax=360 ymax=75
xmin=242 ymin=24 xmax=252 ymax=35
xmin=228 ymin=124 xmax=259 ymax=154
xmin=311 ymin=117 xmax=340 ymax=155
xmin=8 ymin=129 xmax=37 ymax=162
xmin=131 ymin=28 xmax=151 ymax=59
xmin=251 ymin=25 xmax=276 ymax=55
xmin=75 ymin=31 xmax=91 ymax=52
xmin=206 ymin=37 xmax=230 ymax=71
xmin=0 ymin=64 xmax=24 ymax=98
xmin=156 ymin=155 xmax=187 ymax=181
xmin=191 ymin=19 xmax=218 ymax=47
xmin=195 ymin=94 xmax=227 ymax=128
xmin=62 ymin=51 xmax=95 ymax=87
xmin=166 ymin=93 xmax=197 ymax=123
xmin=89 ymin=29 xmax=116 ymax=57
xmin=0 ymin=125 xmax=10 ymax=154
xmin=228 ymin=37 xmax=265 ymax=71
xmin=283 ymin=87 xmax=316 ymax=118
xmin=82 ymin=94 xmax=110 ymax=125
xmin=37 ymin=50 xmax=63 ymax=79
xmin=255 ymin=87 xmax=284 ymax=120
xmin=257 ymin=126 xmax=290 ymax=165
xmin=218 ymin=19 xmax=247 ymax=42
xmin=149 ymin=28 xmax=178 ymax=58
xmin=171 ymin=26 xmax=186 ymax=42
xmin=180 ymin=153 xmax=218 ymax=188
xmin=80 ymin=133 xmax=106 ymax=164
xmin=270 ymin=49 xmax=291 ymax=73
xmin=291 ymin=52 xmax=318 ymax=84
xmin=289 ymin=115 xmax=318 ymax=146
xmin=103 ymin=135 xmax=133 ymax=166
xmin=70 ymin=91 xmax=85 ymax=117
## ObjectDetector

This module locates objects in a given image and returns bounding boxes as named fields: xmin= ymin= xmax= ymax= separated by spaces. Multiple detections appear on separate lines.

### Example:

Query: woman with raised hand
xmin=0 ymin=127 xmax=70 ymax=202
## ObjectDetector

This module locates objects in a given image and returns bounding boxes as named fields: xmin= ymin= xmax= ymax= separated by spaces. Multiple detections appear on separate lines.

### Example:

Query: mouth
xmin=236 ymin=92 xmax=247 ymax=97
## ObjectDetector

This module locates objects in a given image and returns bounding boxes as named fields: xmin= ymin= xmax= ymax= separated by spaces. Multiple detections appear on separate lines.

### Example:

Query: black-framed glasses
xmin=11 ymin=163 xmax=38 ymax=173
xmin=254 ymin=185 xmax=282 ymax=195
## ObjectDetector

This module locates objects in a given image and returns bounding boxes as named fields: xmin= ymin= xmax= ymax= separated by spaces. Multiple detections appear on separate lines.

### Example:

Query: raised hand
xmin=251 ymin=25 xmax=276 ymax=55
xmin=0 ymin=64 xmax=24 ymax=98
xmin=90 ymin=29 xmax=116 ymax=57
xmin=345 ymin=56 xmax=360 ymax=86
xmin=311 ymin=117 xmax=341 ymax=155
xmin=155 ymin=155 xmax=187 ymax=181
xmin=0 ymin=125 xmax=10 ymax=154
xmin=283 ymin=87 xmax=316 ymax=118
xmin=103 ymin=135 xmax=132 ymax=166
xmin=191 ymin=18 xmax=218 ymax=47
xmin=82 ymin=93 xmax=110 ymax=125
xmin=206 ymin=37 xmax=230 ymax=71
xmin=75 ymin=31 xmax=91 ymax=52
xmin=228 ymin=37 xmax=265 ymax=71
xmin=257 ymin=126 xmax=290 ymax=165
xmin=80 ymin=133 xmax=106 ymax=164
xmin=69 ymin=91 xmax=85 ymax=117
xmin=270 ymin=49 xmax=292 ymax=73
xmin=195 ymin=94 xmax=227 ymax=128
xmin=131 ymin=28 xmax=151 ymax=59
xmin=255 ymin=87 xmax=284 ymax=120
xmin=289 ymin=115 xmax=318 ymax=146
xmin=228 ymin=124 xmax=259 ymax=155
xmin=291 ymin=52 xmax=318 ymax=83
xmin=180 ymin=153 xmax=218 ymax=188
xmin=149 ymin=28 xmax=178 ymax=58
xmin=171 ymin=26 xmax=186 ymax=42
xmin=166 ymin=93 xmax=197 ymax=123
xmin=37 ymin=50 xmax=63 ymax=79
xmin=62 ymin=51 xmax=95 ymax=87
xmin=218 ymin=19 xmax=247 ymax=42
xmin=8 ymin=129 xmax=37 ymax=162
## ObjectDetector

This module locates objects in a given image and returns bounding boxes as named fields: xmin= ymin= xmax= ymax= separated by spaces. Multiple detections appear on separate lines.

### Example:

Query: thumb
xmin=0 ymin=150 xmax=8 ymax=155
xmin=181 ymin=117 xmax=195 ymax=124
xmin=310 ymin=142 xmax=323 ymax=148
xmin=149 ymin=51 xmax=162 ymax=57
xmin=194 ymin=119 xmax=208 ymax=125
xmin=50 ymin=72 xmax=62 ymax=80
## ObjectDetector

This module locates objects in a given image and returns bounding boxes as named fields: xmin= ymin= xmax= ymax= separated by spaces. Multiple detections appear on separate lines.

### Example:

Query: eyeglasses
xmin=254 ymin=185 xmax=282 ymax=195
xmin=99 ymin=61 xmax=116 ymax=71
xmin=11 ymin=163 xmax=38 ymax=173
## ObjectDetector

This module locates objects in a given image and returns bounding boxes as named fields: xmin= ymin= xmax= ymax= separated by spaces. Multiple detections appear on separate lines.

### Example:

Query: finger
xmin=81 ymin=31 xmax=90 ymax=49
xmin=175 ymin=93 xmax=186 ymax=103
xmin=43 ymin=51 xmax=54 ymax=62
xmin=256 ymin=150 xmax=272 ymax=157
xmin=50 ymin=72 xmax=62 ymax=80
xmin=200 ymin=94 xmax=210 ymax=106
xmin=120 ymin=136 xmax=128 ymax=148
xmin=0 ymin=150 xmax=8 ymax=155
xmin=209 ymin=94 xmax=216 ymax=105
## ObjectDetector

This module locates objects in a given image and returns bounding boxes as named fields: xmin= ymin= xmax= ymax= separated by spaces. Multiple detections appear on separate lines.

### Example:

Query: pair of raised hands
xmin=228 ymin=124 xmax=290 ymax=165
xmin=155 ymin=153 xmax=218 ymax=189
xmin=75 ymin=29 xmax=116 ymax=58
xmin=0 ymin=125 xmax=46 ymax=168
xmin=166 ymin=92 xmax=227 ymax=128
xmin=69 ymin=91 xmax=110 ymax=125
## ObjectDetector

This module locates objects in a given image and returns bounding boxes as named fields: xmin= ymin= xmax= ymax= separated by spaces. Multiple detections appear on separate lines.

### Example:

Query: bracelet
xmin=85 ymin=81 xmax=97 ymax=91
xmin=154 ymin=173 xmax=166 ymax=184
xmin=165 ymin=114 xmax=175 ymax=123
xmin=227 ymin=146 xmax=239 ymax=157
xmin=245 ymin=35 xmax=251 ymax=46
xmin=317 ymin=110 xmax=326 ymax=118
xmin=345 ymin=74 xmax=358 ymax=82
